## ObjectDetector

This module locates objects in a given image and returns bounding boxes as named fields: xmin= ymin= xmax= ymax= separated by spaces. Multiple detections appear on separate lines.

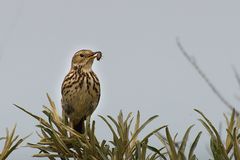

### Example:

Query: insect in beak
xmin=89 ymin=51 xmax=102 ymax=61
xmin=94 ymin=51 xmax=102 ymax=61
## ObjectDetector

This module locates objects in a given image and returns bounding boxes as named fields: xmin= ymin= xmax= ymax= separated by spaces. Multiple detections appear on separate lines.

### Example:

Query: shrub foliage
xmin=1 ymin=95 xmax=240 ymax=159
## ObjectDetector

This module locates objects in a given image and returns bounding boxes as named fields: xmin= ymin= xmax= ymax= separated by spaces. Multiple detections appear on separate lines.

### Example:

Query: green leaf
xmin=188 ymin=131 xmax=202 ymax=159
xmin=165 ymin=127 xmax=178 ymax=159
xmin=178 ymin=125 xmax=194 ymax=157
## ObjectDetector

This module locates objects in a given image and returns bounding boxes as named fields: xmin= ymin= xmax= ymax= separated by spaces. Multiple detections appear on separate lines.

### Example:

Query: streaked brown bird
xmin=61 ymin=50 xmax=102 ymax=133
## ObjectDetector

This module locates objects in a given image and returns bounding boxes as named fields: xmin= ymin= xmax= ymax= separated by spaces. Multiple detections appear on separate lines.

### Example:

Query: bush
xmin=1 ymin=95 xmax=239 ymax=159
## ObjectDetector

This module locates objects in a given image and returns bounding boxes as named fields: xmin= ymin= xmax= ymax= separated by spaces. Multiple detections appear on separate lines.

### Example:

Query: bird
xmin=61 ymin=49 xmax=102 ymax=133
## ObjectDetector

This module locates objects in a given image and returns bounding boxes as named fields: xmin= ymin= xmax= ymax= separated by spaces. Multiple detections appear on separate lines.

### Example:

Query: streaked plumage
xmin=61 ymin=50 xmax=101 ymax=133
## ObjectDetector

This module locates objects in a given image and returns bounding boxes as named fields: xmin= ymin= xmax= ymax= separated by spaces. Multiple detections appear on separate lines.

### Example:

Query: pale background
xmin=0 ymin=0 xmax=240 ymax=159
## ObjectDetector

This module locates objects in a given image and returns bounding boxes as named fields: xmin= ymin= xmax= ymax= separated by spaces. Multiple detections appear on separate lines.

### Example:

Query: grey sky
xmin=1 ymin=0 xmax=240 ymax=159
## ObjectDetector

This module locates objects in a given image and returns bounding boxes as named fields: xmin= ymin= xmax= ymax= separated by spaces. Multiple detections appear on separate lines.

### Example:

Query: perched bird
xmin=61 ymin=50 xmax=102 ymax=133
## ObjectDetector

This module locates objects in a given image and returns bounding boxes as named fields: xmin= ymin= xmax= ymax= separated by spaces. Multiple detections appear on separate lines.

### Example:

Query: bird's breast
xmin=61 ymin=70 xmax=100 ymax=120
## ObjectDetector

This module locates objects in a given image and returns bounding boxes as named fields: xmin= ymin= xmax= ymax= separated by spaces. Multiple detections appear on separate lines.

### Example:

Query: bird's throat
xmin=82 ymin=59 xmax=94 ymax=72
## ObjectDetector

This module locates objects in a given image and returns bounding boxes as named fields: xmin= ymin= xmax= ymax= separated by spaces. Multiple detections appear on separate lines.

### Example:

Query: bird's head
xmin=71 ymin=49 xmax=102 ymax=71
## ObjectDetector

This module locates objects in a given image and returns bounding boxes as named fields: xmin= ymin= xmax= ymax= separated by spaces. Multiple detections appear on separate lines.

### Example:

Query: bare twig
xmin=176 ymin=38 xmax=237 ymax=114
xmin=232 ymin=66 xmax=240 ymax=89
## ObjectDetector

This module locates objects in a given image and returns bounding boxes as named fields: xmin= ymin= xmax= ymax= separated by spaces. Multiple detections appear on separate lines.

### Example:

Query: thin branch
xmin=176 ymin=38 xmax=237 ymax=114
xmin=232 ymin=66 xmax=240 ymax=89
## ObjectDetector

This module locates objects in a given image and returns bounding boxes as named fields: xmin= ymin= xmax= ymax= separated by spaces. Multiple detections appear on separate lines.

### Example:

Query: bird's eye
xmin=80 ymin=54 xmax=84 ymax=57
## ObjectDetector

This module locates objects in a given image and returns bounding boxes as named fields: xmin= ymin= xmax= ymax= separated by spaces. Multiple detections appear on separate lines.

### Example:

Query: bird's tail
xmin=74 ymin=118 xmax=85 ymax=134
